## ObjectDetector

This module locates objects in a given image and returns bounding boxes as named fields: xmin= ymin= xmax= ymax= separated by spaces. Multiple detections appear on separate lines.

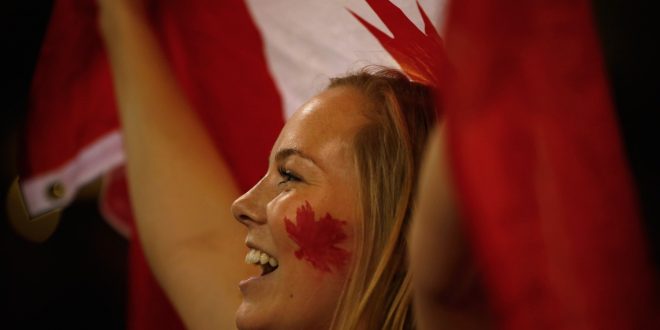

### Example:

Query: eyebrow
xmin=273 ymin=148 xmax=322 ymax=170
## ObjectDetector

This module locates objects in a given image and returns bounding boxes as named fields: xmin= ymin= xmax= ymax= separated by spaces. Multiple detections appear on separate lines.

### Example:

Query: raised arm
xmin=409 ymin=124 xmax=491 ymax=329
xmin=97 ymin=1 xmax=251 ymax=328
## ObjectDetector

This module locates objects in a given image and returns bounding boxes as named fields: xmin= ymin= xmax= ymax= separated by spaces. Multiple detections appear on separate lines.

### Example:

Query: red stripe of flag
xmin=444 ymin=0 xmax=658 ymax=328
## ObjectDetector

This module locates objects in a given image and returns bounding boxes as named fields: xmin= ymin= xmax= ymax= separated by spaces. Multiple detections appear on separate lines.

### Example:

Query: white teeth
xmin=259 ymin=252 xmax=269 ymax=265
xmin=244 ymin=248 xmax=279 ymax=269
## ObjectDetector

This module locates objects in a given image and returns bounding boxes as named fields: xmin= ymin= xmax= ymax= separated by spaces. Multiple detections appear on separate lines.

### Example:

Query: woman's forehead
xmin=271 ymin=87 xmax=369 ymax=165
xmin=287 ymin=87 xmax=368 ymax=138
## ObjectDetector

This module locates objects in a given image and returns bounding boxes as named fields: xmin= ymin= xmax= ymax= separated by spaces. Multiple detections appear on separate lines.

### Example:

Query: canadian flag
xmin=19 ymin=0 xmax=657 ymax=329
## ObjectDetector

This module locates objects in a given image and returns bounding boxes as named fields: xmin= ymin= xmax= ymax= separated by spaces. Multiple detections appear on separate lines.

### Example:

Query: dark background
xmin=1 ymin=0 xmax=658 ymax=329
xmin=1 ymin=2 xmax=128 ymax=329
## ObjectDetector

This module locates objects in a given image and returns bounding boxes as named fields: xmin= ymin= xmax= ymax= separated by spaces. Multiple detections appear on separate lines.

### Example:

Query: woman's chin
xmin=235 ymin=300 xmax=271 ymax=330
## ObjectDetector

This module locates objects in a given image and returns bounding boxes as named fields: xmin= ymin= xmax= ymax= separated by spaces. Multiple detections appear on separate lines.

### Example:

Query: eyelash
xmin=277 ymin=166 xmax=302 ymax=185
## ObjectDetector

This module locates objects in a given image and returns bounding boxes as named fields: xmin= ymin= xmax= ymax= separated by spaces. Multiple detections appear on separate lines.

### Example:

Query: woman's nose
xmin=231 ymin=178 xmax=269 ymax=226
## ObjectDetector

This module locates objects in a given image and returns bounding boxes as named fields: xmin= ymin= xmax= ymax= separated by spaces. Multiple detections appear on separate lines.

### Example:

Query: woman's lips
xmin=238 ymin=258 xmax=279 ymax=293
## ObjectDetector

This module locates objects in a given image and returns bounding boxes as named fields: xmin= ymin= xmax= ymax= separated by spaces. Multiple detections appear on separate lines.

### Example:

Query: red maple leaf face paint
xmin=284 ymin=201 xmax=350 ymax=273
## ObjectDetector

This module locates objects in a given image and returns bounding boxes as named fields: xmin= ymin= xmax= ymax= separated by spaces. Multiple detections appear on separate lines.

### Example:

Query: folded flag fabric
xmin=441 ymin=0 xmax=658 ymax=328
xmin=358 ymin=0 xmax=658 ymax=328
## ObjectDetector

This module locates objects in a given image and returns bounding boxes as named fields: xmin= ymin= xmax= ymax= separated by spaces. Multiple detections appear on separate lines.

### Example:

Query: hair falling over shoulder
xmin=327 ymin=67 xmax=437 ymax=330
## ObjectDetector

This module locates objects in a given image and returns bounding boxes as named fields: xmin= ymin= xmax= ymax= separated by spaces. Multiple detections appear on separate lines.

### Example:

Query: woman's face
xmin=231 ymin=86 xmax=369 ymax=329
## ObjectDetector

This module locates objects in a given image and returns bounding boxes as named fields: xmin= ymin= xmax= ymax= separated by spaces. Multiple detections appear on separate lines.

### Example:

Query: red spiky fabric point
xmin=349 ymin=0 xmax=449 ymax=89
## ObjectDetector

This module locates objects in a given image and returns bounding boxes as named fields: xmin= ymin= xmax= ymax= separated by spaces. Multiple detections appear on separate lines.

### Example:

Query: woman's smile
xmin=244 ymin=244 xmax=279 ymax=275
xmin=231 ymin=86 xmax=367 ymax=329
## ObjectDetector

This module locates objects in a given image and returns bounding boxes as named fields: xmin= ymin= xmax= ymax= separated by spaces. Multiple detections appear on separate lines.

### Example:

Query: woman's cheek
xmin=284 ymin=201 xmax=351 ymax=273
xmin=268 ymin=190 xmax=307 ymax=246
xmin=271 ymin=197 xmax=351 ymax=274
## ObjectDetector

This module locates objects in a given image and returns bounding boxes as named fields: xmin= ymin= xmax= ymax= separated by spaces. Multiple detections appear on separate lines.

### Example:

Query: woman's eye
xmin=277 ymin=166 xmax=301 ymax=185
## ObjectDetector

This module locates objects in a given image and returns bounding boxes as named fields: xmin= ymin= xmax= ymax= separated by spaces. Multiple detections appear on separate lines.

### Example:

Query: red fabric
xmin=28 ymin=0 xmax=284 ymax=329
xmin=22 ymin=0 xmax=117 ymax=178
xmin=358 ymin=0 xmax=658 ymax=328
xmin=350 ymin=0 xmax=449 ymax=89
xmin=148 ymin=0 xmax=282 ymax=191
xmin=442 ymin=0 xmax=658 ymax=328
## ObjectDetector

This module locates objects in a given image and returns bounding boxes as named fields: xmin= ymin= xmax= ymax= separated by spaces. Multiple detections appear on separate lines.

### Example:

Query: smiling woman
xmin=98 ymin=0 xmax=436 ymax=329
xmin=231 ymin=85 xmax=369 ymax=329
xmin=233 ymin=71 xmax=436 ymax=329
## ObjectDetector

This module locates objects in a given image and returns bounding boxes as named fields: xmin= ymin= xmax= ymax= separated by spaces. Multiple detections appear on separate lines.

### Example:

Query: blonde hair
xmin=328 ymin=67 xmax=437 ymax=329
